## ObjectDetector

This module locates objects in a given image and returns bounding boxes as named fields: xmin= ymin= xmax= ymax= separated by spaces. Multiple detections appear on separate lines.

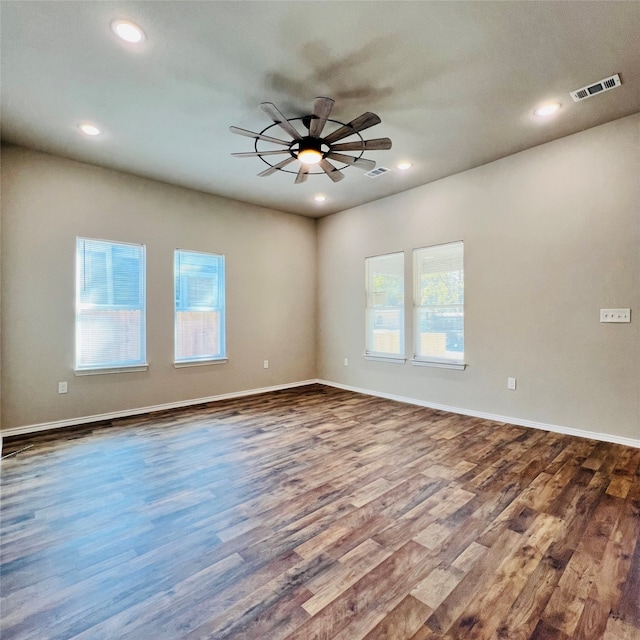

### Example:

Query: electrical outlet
xmin=263 ymin=360 xmax=269 ymax=369
xmin=600 ymin=308 xmax=631 ymax=323
xmin=344 ymin=358 xmax=349 ymax=367
xmin=507 ymin=377 xmax=517 ymax=391
xmin=58 ymin=381 xmax=68 ymax=394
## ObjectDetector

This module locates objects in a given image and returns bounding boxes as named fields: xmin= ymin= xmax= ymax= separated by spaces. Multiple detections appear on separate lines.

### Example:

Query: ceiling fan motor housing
xmin=295 ymin=136 xmax=323 ymax=154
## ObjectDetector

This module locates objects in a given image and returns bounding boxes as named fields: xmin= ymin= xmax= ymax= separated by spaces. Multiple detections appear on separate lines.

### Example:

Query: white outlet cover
xmin=600 ymin=308 xmax=631 ymax=323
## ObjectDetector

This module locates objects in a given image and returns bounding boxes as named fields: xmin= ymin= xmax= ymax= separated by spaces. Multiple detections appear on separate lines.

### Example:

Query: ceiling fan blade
xmin=330 ymin=137 xmax=392 ymax=152
xmin=229 ymin=126 xmax=290 ymax=146
xmin=232 ymin=150 xmax=292 ymax=158
xmin=309 ymin=96 xmax=335 ymax=138
xmin=319 ymin=158 xmax=345 ymax=182
xmin=323 ymin=112 xmax=382 ymax=144
xmin=295 ymin=165 xmax=309 ymax=184
xmin=259 ymin=102 xmax=303 ymax=140
xmin=257 ymin=156 xmax=297 ymax=177
xmin=326 ymin=152 xmax=376 ymax=171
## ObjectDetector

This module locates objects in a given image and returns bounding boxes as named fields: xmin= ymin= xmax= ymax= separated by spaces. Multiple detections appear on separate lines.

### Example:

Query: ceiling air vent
xmin=364 ymin=166 xmax=391 ymax=178
xmin=570 ymin=74 xmax=621 ymax=102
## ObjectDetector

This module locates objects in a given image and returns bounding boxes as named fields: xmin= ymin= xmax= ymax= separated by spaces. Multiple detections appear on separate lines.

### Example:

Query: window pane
xmin=365 ymin=252 xmax=404 ymax=356
xmin=414 ymin=242 xmax=464 ymax=362
xmin=175 ymin=250 xmax=226 ymax=362
xmin=112 ymin=248 xmax=142 ymax=306
xmin=76 ymin=238 xmax=146 ymax=370
xmin=76 ymin=310 xmax=143 ymax=367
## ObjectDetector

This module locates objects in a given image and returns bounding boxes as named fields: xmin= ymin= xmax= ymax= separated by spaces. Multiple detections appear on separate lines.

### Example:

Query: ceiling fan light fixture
xmin=314 ymin=194 xmax=327 ymax=202
xmin=231 ymin=98 xmax=391 ymax=183
xmin=298 ymin=148 xmax=323 ymax=165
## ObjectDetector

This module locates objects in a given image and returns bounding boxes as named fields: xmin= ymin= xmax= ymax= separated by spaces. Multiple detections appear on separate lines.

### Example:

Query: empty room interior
xmin=1 ymin=2 xmax=639 ymax=639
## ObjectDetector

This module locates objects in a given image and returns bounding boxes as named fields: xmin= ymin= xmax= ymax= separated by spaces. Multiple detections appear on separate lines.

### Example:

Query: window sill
xmin=174 ymin=358 xmax=228 ymax=368
xmin=410 ymin=359 xmax=467 ymax=371
xmin=363 ymin=354 xmax=407 ymax=364
xmin=75 ymin=364 xmax=149 ymax=376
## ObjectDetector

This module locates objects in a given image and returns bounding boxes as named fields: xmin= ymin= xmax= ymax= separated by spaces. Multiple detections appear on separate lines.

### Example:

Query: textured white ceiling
xmin=2 ymin=1 xmax=639 ymax=217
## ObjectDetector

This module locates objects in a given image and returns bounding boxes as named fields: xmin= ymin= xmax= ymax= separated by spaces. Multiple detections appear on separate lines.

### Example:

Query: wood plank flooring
xmin=1 ymin=384 xmax=639 ymax=640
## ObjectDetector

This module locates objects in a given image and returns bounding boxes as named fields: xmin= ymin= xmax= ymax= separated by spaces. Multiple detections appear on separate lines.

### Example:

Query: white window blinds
xmin=75 ymin=238 xmax=146 ymax=371
xmin=174 ymin=249 xmax=226 ymax=363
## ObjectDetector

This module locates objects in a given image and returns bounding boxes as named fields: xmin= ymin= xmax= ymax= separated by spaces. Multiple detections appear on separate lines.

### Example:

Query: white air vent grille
xmin=571 ymin=74 xmax=621 ymax=102
xmin=364 ymin=166 xmax=391 ymax=178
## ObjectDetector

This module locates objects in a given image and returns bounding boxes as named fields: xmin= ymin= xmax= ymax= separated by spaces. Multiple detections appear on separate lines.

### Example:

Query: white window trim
xmin=410 ymin=358 xmax=467 ymax=371
xmin=174 ymin=249 xmax=226 ymax=364
xmin=75 ymin=237 xmax=147 ymax=372
xmin=75 ymin=364 xmax=149 ymax=376
xmin=174 ymin=358 xmax=228 ymax=368
xmin=365 ymin=251 xmax=405 ymax=359
xmin=363 ymin=354 xmax=407 ymax=364
xmin=413 ymin=241 xmax=464 ymax=365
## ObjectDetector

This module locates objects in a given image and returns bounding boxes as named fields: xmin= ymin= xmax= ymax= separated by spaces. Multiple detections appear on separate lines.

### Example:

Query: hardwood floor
xmin=1 ymin=384 xmax=638 ymax=640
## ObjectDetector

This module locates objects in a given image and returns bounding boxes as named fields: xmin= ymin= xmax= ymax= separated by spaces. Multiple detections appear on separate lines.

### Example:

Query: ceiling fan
xmin=230 ymin=97 xmax=392 ymax=183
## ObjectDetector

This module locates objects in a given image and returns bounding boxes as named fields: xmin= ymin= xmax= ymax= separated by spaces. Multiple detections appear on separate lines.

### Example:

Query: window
xmin=75 ymin=238 xmax=146 ymax=372
xmin=413 ymin=241 xmax=464 ymax=366
xmin=174 ymin=249 xmax=226 ymax=365
xmin=365 ymin=252 xmax=404 ymax=359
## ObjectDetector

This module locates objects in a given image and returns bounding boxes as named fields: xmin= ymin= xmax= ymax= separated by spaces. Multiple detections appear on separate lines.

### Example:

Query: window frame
xmin=75 ymin=237 xmax=148 ymax=375
xmin=174 ymin=248 xmax=227 ymax=367
xmin=412 ymin=241 xmax=466 ymax=370
xmin=364 ymin=251 xmax=406 ymax=362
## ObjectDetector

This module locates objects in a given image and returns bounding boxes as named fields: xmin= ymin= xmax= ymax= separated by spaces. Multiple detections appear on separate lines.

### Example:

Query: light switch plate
xmin=600 ymin=309 xmax=631 ymax=323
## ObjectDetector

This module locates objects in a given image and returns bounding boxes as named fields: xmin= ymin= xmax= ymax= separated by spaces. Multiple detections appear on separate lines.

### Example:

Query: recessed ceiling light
xmin=78 ymin=122 xmax=102 ymax=136
xmin=533 ymin=102 xmax=561 ymax=117
xmin=111 ymin=19 xmax=145 ymax=44
xmin=396 ymin=162 xmax=413 ymax=171
xmin=314 ymin=194 xmax=327 ymax=202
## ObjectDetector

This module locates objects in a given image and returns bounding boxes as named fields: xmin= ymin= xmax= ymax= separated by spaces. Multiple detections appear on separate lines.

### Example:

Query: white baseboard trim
xmin=317 ymin=379 xmax=640 ymax=449
xmin=0 ymin=380 xmax=318 ymax=440
xmin=3 ymin=378 xmax=638 ymax=451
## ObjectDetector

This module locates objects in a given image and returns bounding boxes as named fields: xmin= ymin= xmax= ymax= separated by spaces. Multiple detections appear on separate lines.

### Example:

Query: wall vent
xmin=364 ymin=166 xmax=391 ymax=178
xmin=570 ymin=74 xmax=621 ymax=102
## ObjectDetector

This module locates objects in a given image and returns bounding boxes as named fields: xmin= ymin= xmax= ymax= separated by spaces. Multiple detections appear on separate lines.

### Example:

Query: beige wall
xmin=1 ymin=147 xmax=317 ymax=430
xmin=2 ymin=115 xmax=639 ymax=442
xmin=317 ymin=114 xmax=640 ymax=442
